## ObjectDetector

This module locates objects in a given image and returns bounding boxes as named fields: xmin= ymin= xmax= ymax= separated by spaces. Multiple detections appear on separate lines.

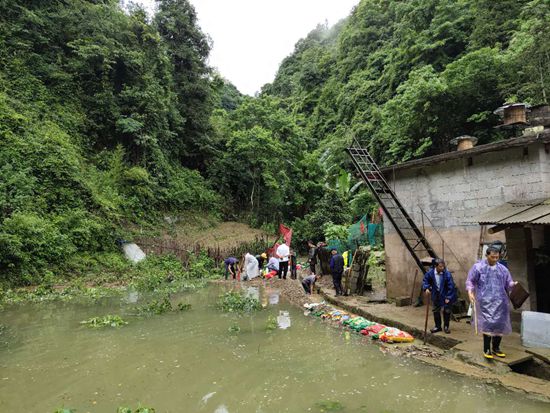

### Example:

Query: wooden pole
xmin=410 ymin=269 xmax=419 ymax=306
xmin=423 ymin=292 xmax=431 ymax=345
xmin=347 ymin=248 xmax=360 ymax=295
xmin=473 ymin=301 xmax=478 ymax=335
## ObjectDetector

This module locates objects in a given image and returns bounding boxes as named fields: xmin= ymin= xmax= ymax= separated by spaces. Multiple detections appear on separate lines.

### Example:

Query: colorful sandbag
xmin=341 ymin=316 xmax=372 ymax=331
xmin=360 ymin=323 xmax=387 ymax=336
xmin=379 ymin=327 xmax=414 ymax=343
xmin=305 ymin=302 xmax=414 ymax=344
xmin=346 ymin=317 xmax=366 ymax=328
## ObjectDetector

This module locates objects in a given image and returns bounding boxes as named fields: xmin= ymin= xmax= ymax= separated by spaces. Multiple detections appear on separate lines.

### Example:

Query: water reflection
xmin=0 ymin=285 xmax=547 ymax=413
xmin=244 ymin=286 xmax=259 ymax=300
xmin=214 ymin=405 xmax=229 ymax=413
xmin=125 ymin=290 xmax=139 ymax=304
xmin=277 ymin=311 xmax=291 ymax=330
xmin=268 ymin=290 xmax=280 ymax=306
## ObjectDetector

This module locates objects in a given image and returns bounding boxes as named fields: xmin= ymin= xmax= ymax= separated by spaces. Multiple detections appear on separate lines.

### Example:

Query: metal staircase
xmin=346 ymin=139 xmax=438 ymax=272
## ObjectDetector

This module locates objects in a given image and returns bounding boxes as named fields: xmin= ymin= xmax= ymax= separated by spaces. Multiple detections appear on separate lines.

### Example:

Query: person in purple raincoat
xmin=466 ymin=246 xmax=517 ymax=359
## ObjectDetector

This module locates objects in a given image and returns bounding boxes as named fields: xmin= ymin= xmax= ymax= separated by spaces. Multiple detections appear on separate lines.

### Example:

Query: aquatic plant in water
xmin=80 ymin=315 xmax=128 ymax=328
xmin=314 ymin=400 xmax=345 ymax=412
xmin=177 ymin=302 xmax=192 ymax=311
xmin=217 ymin=291 xmax=262 ymax=313
xmin=52 ymin=406 xmax=156 ymax=412
xmin=0 ymin=285 xmax=123 ymax=305
xmin=135 ymin=295 xmax=191 ymax=315
xmin=228 ymin=322 xmax=241 ymax=334
xmin=265 ymin=315 xmax=277 ymax=331
xmin=136 ymin=296 xmax=173 ymax=315
xmin=117 ymin=407 xmax=156 ymax=413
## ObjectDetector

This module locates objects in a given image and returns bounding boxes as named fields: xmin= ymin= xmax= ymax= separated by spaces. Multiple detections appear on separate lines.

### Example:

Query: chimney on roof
xmin=451 ymin=135 xmax=478 ymax=151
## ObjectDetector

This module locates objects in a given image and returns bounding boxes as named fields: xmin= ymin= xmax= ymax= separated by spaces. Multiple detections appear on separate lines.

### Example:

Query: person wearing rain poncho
xmin=242 ymin=252 xmax=260 ymax=281
xmin=466 ymin=246 xmax=517 ymax=359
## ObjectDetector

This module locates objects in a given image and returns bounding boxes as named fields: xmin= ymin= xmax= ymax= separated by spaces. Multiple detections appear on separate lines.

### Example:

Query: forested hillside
xmin=0 ymin=0 xmax=548 ymax=285
xmin=256 ymin=0 xmax=549 ymax=239
xmin=0 ymin=0 xmax=223 ymax=284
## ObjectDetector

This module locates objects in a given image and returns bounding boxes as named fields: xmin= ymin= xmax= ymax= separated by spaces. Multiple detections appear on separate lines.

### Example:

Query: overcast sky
xmin=135 ymin=0 xmax=359 ymax=95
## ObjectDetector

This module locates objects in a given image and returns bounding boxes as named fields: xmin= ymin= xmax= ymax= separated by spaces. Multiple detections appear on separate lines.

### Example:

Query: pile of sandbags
xmin=304 ymin=302 xmax=414 ymax=343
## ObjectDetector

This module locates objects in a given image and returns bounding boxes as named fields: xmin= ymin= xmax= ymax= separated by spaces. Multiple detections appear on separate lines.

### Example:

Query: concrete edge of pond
xmin=317 ymin=287 xmax=550 ymax=404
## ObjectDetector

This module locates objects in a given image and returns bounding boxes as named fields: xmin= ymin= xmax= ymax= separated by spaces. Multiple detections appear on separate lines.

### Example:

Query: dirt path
xmin=216 ymin=277 xmax=317 ymax=307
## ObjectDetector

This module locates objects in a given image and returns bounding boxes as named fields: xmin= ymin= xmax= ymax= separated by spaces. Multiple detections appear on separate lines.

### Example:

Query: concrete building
xmin=380 ymin=129 xmax=550 ymax=324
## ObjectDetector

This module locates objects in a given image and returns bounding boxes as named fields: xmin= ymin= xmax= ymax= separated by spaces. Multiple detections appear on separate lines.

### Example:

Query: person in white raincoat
xmin=243 ymin=252 xmax=259 ymax=280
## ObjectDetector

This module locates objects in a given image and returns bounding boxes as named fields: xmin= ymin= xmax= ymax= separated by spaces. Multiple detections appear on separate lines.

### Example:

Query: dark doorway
xmin=534 ymin=260 xmax=550 ymax=313
xmin=534 ymin=242 xmax=550 ymax=313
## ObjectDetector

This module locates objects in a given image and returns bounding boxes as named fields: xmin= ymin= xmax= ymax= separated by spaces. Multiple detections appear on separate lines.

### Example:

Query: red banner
xmin=279 ymin=223 xmax=292 ymax=246
xmin=267 ymin=224 xmax=293 ymax=256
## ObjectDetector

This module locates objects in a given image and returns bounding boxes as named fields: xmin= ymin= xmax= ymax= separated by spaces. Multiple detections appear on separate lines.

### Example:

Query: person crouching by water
xmin=422 ymin=258 xmax=457 ymax=334
xmin=224 ymin=256 xmax=238 ymax=280
xmin=329 ymin=248 xmax=344 ymax=296
xmin=265 ymin=254 xmax=279 ymax=279
xmin=466 ymin=246 xmax=517 ymax=359
xmin=256 ymin=252 xmax=267 ymax=272
xmin=242 ymin=252 xmax=259 ymax=281
xmin=302 ymin=272 xmax=318 ymax=295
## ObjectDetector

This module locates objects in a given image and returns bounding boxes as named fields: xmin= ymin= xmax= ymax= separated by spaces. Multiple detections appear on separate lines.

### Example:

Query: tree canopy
xmin=1 ymin=0 xmax=548 ymax=284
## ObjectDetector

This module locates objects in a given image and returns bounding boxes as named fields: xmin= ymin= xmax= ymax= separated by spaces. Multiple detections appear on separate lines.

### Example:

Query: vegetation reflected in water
xmin=0 ymin=285 xmax=548 ymax=413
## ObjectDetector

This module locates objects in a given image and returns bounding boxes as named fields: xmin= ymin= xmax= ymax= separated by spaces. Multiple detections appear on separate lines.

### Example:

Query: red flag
xmin=268 ymin=243 xmax=280 ymax=257
xmin=279 ymin=223 xmax=293 ymax=247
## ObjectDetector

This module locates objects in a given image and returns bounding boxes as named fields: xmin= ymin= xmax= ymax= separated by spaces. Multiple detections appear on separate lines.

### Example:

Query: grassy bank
xmin=0 ymin=250 xmax=221 ymax=307
xmin=0 ymin=217 xmax=273 ymax=306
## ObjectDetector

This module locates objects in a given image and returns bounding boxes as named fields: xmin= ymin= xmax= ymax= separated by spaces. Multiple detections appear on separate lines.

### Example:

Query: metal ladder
xmin=346 ymin=139 xmax=438 ymax=272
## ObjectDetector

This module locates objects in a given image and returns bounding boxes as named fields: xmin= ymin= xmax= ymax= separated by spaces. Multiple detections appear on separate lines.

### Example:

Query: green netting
xmin=367 ymin=223 xmax=380 ymax=245
xmin=327 ymin=239 xmax=345 ymax=253
xmin=326 ymin=214 xmax=382 ymax=265
xmin=348 ymin=214 xmax=370 ymax=247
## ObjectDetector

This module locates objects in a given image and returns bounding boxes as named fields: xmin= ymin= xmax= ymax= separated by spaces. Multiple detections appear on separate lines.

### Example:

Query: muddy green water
xmin=0 ymin=285 xmax=548 ymax=413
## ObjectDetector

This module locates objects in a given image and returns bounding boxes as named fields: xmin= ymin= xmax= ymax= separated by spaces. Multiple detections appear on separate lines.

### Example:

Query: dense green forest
xmin=0 ymin=0 xmax=548 ymax=285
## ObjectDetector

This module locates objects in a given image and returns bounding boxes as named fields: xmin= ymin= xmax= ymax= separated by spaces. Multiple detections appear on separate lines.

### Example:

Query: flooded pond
xmin=0 ymin=284 xmax=548 ymax=412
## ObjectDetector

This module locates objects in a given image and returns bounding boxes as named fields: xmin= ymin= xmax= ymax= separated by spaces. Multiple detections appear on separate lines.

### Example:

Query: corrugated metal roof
xmin=531 ymin=215 xmax=550 ymax=225
xmin=477 ymin=200 xmax=538 ymax=224
xmin=477 ymin=198 xmax=550 ymax=225
xmin=500 ymin=202 xmax=550 ymax=224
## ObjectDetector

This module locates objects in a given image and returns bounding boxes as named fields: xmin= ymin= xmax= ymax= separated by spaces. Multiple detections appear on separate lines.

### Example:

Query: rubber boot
xmin=483 ymin=334 xmax=493 ymax=359
xmin=492 ymin=336 xmax=505 ymax=357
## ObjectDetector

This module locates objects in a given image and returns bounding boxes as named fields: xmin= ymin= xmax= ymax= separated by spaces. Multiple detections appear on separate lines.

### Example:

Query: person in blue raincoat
xmin=422 ymin=258 xmax=457 ymax=334
xmin=466 ymin=246 xmax=517 ymax=359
